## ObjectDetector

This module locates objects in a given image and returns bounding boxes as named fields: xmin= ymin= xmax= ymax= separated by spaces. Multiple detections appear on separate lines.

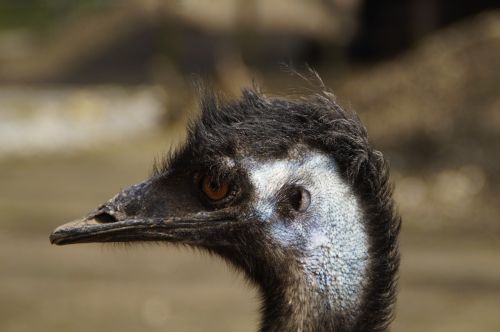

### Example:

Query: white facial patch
xmin=245 ymin=152 xmax=369 ymax=311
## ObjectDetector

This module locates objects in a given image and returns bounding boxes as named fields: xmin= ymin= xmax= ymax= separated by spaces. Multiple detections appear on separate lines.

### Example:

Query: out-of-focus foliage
xmin=338 ymin=12 xmax=500 ymax=235
xmin=0 ymin=0 xmax=114 ymax=36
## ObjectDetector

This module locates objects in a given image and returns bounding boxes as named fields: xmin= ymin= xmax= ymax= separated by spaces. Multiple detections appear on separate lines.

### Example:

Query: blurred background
xmin=0 ymin=0 xmax=499 ymax=331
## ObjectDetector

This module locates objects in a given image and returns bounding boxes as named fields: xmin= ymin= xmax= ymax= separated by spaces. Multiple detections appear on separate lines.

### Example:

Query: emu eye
xmin=201 ymin=175 xmax=230 ymax=202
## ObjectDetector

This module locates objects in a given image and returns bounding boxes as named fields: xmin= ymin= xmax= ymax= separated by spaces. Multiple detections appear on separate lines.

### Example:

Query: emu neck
xmin=244 ymin=153 xmax=369 ymax=331
xmin=257 ymin=264 xmax=348 ymax=332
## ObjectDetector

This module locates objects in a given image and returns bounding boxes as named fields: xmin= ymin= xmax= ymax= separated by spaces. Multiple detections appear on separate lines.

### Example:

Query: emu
xmin=50 ymin=87 xmax=401 ymax=332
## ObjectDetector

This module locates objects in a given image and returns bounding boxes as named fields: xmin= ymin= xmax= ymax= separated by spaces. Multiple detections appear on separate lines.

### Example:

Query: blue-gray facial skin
xmin=245 ymin=151 xmax=369 ymax=311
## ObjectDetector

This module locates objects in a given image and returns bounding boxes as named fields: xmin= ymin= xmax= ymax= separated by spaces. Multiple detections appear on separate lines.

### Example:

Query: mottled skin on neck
xmin=245 ymin=151 xmax=369 ymax=330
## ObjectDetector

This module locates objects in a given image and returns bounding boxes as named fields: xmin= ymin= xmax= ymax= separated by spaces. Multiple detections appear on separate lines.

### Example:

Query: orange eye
xmin=201 ymin=175 xmax=230 ymax=201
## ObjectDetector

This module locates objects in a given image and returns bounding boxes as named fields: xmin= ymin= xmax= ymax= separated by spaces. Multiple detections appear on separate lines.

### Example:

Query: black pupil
xmin=210 ymin=182 xmax=219 ymax=191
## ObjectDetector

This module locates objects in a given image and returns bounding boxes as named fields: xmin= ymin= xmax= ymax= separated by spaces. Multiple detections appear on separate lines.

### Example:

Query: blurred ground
xmin=1 ymin=4 xmax=499 ymax=332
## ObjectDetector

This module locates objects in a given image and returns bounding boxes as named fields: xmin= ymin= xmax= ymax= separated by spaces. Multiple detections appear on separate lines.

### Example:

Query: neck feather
xmin=257 ymin=262 xmax=356 ymax=332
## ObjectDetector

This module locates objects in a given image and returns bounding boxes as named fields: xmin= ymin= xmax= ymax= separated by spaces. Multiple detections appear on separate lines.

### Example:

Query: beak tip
xmin=49 ymin=219 xmax=86 ymax=246
xmin=48 ymin=217 xmax=120 ymax=246
xmin=49 ymin=230 xmax=64 ymax=245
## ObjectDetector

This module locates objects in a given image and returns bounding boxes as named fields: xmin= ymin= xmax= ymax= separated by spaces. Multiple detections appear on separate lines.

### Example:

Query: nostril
xmin=94 ymin=212 xmax=117 ymax=223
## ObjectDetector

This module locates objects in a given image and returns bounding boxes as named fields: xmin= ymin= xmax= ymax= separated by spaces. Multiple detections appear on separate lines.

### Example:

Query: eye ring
xmin=201 ymin=175 xmax=230 ymax=202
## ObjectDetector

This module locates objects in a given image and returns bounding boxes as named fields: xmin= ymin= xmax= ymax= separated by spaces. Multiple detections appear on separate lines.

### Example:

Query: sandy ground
xmin=1 ymin=132 xmax=499 ymax=332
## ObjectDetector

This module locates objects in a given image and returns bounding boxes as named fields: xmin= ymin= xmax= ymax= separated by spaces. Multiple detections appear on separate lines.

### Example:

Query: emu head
xmin=50 ymin=89 xmax=400 ymax=331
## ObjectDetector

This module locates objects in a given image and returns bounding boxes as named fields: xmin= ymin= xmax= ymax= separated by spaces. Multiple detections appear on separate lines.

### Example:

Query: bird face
xmin=49 ymin=89 xmax=400 ymax=330
xmin=49 ymin=154 xmax=247 ymax=247
xmin=50 ymin=146 xmax=363 ymax=249
xmin=50 ymin=144 xmax=368 ymax=308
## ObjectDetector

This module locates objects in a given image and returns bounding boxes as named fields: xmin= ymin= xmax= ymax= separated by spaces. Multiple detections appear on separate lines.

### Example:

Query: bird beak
xmin=49 ymin=177 xmax=240 ymax=246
